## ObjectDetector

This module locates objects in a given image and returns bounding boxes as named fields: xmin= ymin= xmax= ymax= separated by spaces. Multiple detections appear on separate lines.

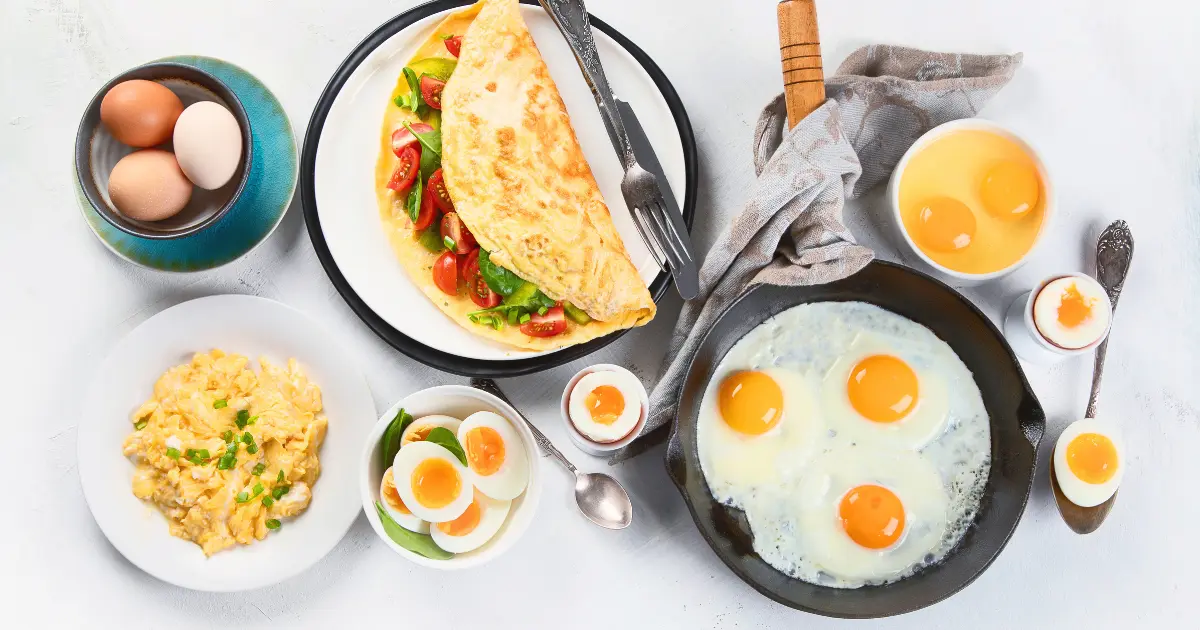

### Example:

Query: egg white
xmin=567 ymin=370 xmax=643 ymax=443
xmin=457 ymin=411 xmax=529 ymax=501
xmin=392 ymin=441 xmax=473 ymax=523
xmin=429 ymin=491 xmax=512 ymax=554
xmin=380 ymin=466 xmax=429 ymax=534
xmin=1053 ymin=418 xmax=1124 ymax=507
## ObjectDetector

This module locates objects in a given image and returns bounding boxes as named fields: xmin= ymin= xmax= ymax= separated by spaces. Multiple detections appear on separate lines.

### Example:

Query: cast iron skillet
xmin=667 ymin=260 xmax=1045 ymax=618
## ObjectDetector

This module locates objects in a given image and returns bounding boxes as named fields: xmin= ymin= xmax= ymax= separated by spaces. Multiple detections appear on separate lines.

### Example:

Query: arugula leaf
xmin=424 ymin=427 xmax=467 ymax=466
xmin=380 ymin=407 xmax=414 ymax=471
xmin=401 ymin=67 xmax=424 ymax=113
xmin=477 ymin=250 xmax=525 ymax=296
xmin=374 ymin=501 xmax=453 ymax=560
xmin=405 ymin=175 xmax=423 ymax=224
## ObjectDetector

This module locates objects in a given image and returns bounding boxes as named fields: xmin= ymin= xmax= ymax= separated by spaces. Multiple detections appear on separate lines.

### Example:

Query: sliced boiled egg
xmin=456 ymin=411 xmax=529 ymax=501
xmin=429 ymin=490 xmax=512 ymax=554
xmin=392 ymin=440 xmax=473 ymax=523
xmin=1054 ymin=418 xmax=1124 ymax=507
xmin=568 ymin=370 xmax=644 ymax=442
xmin=402 ymin=414 xmax=463 ymax=447
xmin=1033 ymin=276 xmax=1112 ymax=349
xmin=379 ymin=466 xmax=429 ymax=534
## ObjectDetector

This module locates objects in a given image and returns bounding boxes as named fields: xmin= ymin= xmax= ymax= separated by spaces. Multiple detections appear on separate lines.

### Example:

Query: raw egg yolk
xmin=436 ymin=499 xmax=481 ymax=536
xmin=382 ymin=470 xmax=412 ymax=515
xmin=839 ymin=484 xmax=906 ymax=550
xmin=411 ymin=458 xmax=461 ymax=508
xmin=718 ymin=371 xmax=783 ymax=435
xmin=847 ymin=355 xmax=919 ymax=423
xmin=586 ymin=385 xmax=626 ymax=425
xmin=1057 ymin=282 xmax=1095 ymax=328
xmin=464 ymin=426 xmax=506 ymax=476
xmin=980 ymin=161 xmax=1039 ymax=220
xmin=1066 ymin=432 xmax=1118 ymax=484
xmin=916 ymin=198 xmax=976 ymax=252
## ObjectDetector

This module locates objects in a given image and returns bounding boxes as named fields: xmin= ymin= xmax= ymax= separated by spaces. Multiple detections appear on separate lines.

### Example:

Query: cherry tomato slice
xmin=387 ymin=146 xmax=420 ymax=192
xmin=427 ymin=168 xmax=455 ymax=212
xmin=444 ymin=35 xmax=463 ymax=58
xmin=458 ymin=246 xmax=478 ymax=281
xmin=462 ymin=249 xmax=501 ymax=308
xmin=520 ymin=306 xmax=567 ymax=338
xmin=432 ymin=251 xmax=459 ymax=296
xmin=440 ymin=212 xmax=477 ymax=255
xmin=419 ymin=76 xmax=446 ymax=110
xmin=391 ymin=123 xmax=433 ymax=157
xmin=413 ymin=184 xmax=437 ymax=231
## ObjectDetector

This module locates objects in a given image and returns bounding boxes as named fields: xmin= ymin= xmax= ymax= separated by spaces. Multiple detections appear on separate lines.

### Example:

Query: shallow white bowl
xmin=360 ymin=385 xmax=542 ymax=569
xmin=559 ymin=364 xmax=649 ymax=455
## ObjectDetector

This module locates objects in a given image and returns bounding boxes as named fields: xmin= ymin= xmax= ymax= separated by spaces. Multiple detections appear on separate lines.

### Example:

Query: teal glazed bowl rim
xmin=74 ymin=61 xmax=254 ymax=240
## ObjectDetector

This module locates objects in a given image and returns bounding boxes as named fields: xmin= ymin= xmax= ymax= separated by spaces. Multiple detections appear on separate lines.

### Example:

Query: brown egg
xmin=100 ymin=80 xmax=184 ymax=148
xmin=108 ymin=150 xmax=193 ymax=222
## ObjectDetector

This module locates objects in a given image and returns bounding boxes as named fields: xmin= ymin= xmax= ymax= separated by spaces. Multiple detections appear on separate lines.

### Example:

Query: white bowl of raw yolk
xmin=887 ymin=118 xmax=1055 ymax=286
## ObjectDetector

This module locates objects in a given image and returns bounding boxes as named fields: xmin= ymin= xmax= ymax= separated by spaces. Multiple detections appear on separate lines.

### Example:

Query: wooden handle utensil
xmin=778 ymin=0 xmax=825 ymax=127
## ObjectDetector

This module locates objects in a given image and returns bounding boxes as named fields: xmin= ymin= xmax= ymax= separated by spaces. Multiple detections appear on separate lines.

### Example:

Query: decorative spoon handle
xmin=470 ymin=378 xmax=577 ymax=474
xmin=1085 ymin=220 xmax=1134 ymax=419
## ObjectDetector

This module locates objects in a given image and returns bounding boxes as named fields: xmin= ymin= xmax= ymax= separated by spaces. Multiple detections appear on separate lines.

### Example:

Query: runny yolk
xmin=465 ymin=426 xmax=506 ymax=476
xmin=847 ymin=355 xmax=919 ymax=423
xmin=411 ymin=458 xmax=461 ymax=508
xmin=980 ymin=161 xmax=1040 ymax=220
xmin=382 ymin=469 xmax=412 ymax=514
xmin=1066 ymin=432 xmax=1118 ymax=484
xmin=916 ymin=197 xmax=976 ymax=252
xmin=718 ymin=371 xmax=783 ymax=435
xmin=585 ymin=385 xmax=626 ymax=425
xmin=1057 ymin=282 xmax=1095 ymax=328
xmin=839 ymin=484 xmax=906 ymax=550
xmin=436 ymin=499 xmax=481 ymax=536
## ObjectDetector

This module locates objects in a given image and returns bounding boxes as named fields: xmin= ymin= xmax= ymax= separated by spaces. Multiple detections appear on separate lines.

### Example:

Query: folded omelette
xmin=374 ymin=0 xmax=655 ymax=352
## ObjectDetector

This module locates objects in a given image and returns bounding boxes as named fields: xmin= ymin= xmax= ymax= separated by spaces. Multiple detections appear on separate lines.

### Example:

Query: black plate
xmin=667 ymin=260 xmax=1045 ymax=618
xmin=300 ymin=0 xmax=697 ymax=377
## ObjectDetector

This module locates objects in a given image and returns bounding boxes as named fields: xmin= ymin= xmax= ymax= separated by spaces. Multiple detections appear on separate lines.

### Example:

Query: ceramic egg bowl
xmin=74 ymin=62 xmax=252 ymax=240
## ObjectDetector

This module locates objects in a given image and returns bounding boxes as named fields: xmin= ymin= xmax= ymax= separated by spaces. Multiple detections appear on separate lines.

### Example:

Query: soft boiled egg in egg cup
xmin=559 ymin=364 xmax=649 ymax=456
xmin=361 ymin=385 xmax=541 ymax=569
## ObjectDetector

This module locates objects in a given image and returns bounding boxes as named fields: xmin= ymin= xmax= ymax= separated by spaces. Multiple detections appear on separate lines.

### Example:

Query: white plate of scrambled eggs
xmin=78 ymin=295 xmax=375 ymax=591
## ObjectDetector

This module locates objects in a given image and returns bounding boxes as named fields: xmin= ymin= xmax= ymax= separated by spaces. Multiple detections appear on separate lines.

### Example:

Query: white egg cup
xmin=1003 ymin=273 xmax=1112 ymax=365
xmin=559 ymin=364 xmax=649 ymax=456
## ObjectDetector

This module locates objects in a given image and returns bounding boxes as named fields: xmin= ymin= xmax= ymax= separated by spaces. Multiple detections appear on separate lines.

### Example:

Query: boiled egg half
xmin=380 ymin=466 xmax=429 ymax=534
xmin=430 ymin=490 xmax=512 ymax=553
xmin=392 ymin=440 xmax=473 ymax=523
xmin=1054 ymin=418 xmax=1124 ymax=507
xmin=457 ymin=411 xmax=529 ymax=501
xmin=402 ymin=414 xmax=463 ymax=447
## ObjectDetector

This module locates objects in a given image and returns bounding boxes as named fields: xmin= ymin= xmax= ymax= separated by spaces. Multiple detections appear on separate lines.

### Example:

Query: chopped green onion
xmin=276 ymin=470 xmax=286 ymax=483
xmin=272 ymin=485 xmax=291 ymax=500
xmin=266 ymin=519 xmax=281 ymax=530
xmin=166 ymin=447 xmax=181 ymax=459
xmin=235 ymin=409 xmax=250 ymax=429
xmin=247 ymin=444 xmax=259 ymax=454
xmin=537 ymin=306 xmax=548 ymax=316
xmin=213 ymin=399 xmax=228 ymax=409
xmin=443 ymin=236 xmax=456 ymax=249
xmin=241 ymin=432 xmax=254 ymax=445
xmin=134 ymin=420 xmax=148 ymax=431
xmin=221 ymin=430 xmax=234 ymax=443
xmin=441 ymin=33 xmax=453 ymax=40
xmin=236 ymin=492 xmax=249 ymax=503
xmin=252 ymin=463 xmax=266 ymax=476
xmin=216 ymin=454 xmax=235 ymax=470
xmin=507 ymin=310 xmax=519 ymax=325
xmin=247 ymin=415 xmax=259 ymax=426
xmin=262 ymin=496 xmax=274 ymax=508
xmin=251 ymin=483 xmax=265 ymax=498
xmin=519 ymin=313 xmax=531 ymax=324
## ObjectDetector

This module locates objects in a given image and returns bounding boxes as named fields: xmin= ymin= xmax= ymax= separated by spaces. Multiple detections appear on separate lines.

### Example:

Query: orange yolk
xmin=1057 ymin=282 xmax=1095 ymax=328
xmin=436 ymin=499 xmax=481 ymax=536
xmin=839 ymin=484 xmax=906 ymax=549
xmin=1066 ymin=432 xmax=1118 ymax=484
xmin=980 ymin=161 xmax=1040 ymax=220
xmin=464 ymin=426 xmax=506 ymax=476
xmin=916 ymin=197 xmax=976 ymax=252
xmin=382 ymin=469 xmax=412 ymax=515
xmin=585 ymin=385 xmax=626 ymax=425
xmin=718 ymin=371 xmax=783 ymax=435
xmin=847 ymin=355 xmax=919 ymax=423
xmin=410 ymin=458 xmax=461 ymax=508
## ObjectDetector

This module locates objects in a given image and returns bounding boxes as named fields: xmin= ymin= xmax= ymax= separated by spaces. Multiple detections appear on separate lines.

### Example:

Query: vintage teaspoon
xmin=471 ymin=378 xmax=633 ymax=530
xmin=1050 ymin=220 xmax=1133 ymax=534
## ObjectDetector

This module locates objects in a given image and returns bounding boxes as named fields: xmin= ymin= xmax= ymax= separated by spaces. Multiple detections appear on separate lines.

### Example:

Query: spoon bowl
xmin=575 ymin=472 xmax=634 ymax=529
xmin=1049 ymin=458 xmax=1116 ymax=535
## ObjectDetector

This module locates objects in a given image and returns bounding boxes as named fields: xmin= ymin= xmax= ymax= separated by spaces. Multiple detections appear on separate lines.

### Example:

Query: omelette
xmin=122 ymin=350 xmax=327 ymax=556
xmin=374 ymin=0 xmax=655 ymax=351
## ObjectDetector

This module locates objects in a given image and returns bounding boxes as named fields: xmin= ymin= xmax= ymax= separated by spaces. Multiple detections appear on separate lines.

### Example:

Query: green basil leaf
xmin=424 ymin=427 xmax=467 ymax=466
xmin=477 ymin=250 xmax=525 ymax=296
xmin=380 ymin=408 xmax=414 ymax=471
xmin=401 ymin=67 xmax=423 ymax=113
xmin=374 ymin=502 xmax=453 ymax=560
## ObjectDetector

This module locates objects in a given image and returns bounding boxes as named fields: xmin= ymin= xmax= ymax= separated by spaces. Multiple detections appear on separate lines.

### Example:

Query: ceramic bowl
xmin=360 ymin=385 xmax=542 ymax=569
xmin=75 ymin=62 xmax=253 ymax=239
xmin=559 ymin=364 xmax=649 ymax=455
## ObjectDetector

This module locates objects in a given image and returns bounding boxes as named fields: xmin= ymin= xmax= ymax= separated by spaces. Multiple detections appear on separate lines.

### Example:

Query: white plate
xmin=312 ymin=4 xmax=687 ymax=361
xmin=77 ymin=295 xmax=376 ymax=592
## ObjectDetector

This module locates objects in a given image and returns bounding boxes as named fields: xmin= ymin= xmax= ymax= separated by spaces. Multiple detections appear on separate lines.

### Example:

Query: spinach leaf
xmin=374 ymin=501 xmax=453 ymax=560
xmin=505 ymin=283 xmax=555 ymax=312
xmin=380 ymin=407 xmax=414 ymax=471
xmin=424 ymin=426 xmax=467 ymax=466
xmin=405 ymin=175 xmax=423 ymax=224
xmin=402 ymin=121 xmax=443 ymax=179
xmin=477 ymin=250 xmax=525 ymax=296
xmin=401 ymin=67 xmax=424 ymax=114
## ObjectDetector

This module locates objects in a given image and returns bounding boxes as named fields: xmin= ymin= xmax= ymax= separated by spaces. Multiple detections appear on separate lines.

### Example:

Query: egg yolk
xmin=847 ymin=355 xmax=919 ymax=423
xmin=915 ymin=197 xmax=976 ymax=252
xmin=464 ymin=426 xmax=506 ymax=477
xmin=382 ymin=469 xmax=412 ymax=515
xmin=718 ymin=371 xmax=783 ymax=435
xmin=585 ymin=385 xmax=626 ymax=425
xmin=1057 ymin=282 xmax=1095 ymax=328
xmin=839 ymin=484 xmax=906 ymax=550
xmin=410 ymin=458 xmax=461 ymax=508
xmin=1066 ymin=432 xmax=1118 ymax=484
xmin=980 ymin=161 xmax=1040 ymax=220
xmin=436 ymin=499 xmax=481 ymax=536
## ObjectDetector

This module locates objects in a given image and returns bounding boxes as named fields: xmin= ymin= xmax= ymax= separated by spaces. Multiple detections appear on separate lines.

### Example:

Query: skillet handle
xmin=1018 ymin=392 xmax=1046 ymax=449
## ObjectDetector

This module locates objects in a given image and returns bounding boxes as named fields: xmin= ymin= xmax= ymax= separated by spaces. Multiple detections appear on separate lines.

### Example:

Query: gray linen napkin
xmin=615 ymin=45 xmax=1022 ymax=463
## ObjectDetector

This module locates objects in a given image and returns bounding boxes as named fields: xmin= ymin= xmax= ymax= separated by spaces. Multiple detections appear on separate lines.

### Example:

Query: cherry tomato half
xmin=520 ymin=306 xmax=567 ymax=338
xmin=419 ymin=76 xmax=446 ymax=110
xmin=387 ymin=146 xmax=420 ymax=192
xmin=462 ymin=249 xmax=501 ymax=308
xmin=391 ymin=123 xmax=433 ymax=157
xmin=432 ymin=251 xmax=459 ymax=296
xmin=413 ymin=184 xmax=437 ymax=231
xmin=427 ymin=169 xmax=455 ymax=213
xmin=444 ymin=35 xmax=463 ymax=58
xmin=440 ymin=212 xmax=477 ymax=255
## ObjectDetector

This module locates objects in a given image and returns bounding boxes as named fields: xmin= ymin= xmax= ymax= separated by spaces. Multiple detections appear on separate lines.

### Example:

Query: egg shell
xmin=107 ymin=149 xmax=193 ymax=222
xmin=172 ymin=101 xmax=243 ymax=190
xmin=100 ymin=80 xmax=184 ymax=148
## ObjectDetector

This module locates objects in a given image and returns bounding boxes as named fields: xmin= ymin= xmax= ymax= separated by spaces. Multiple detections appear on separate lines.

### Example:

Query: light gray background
xmin=1 ymin=0 xmax=1193 ymax=627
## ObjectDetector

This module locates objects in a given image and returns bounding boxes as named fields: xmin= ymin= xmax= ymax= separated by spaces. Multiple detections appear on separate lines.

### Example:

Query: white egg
xmin=429 ymin=490 xmax=511 ymax=554
xmin=172 ymin=101 xmax=242 ymax=190
xmin=567 ymin=370 xmax=644 ymax=443
xmin=1053 ymin=418 xmax=1124 ymax=507
xmin=456 ymin=411 xmax=529 ymax=500
xmin=379 ymin=466 xmax=429 ymax=534
xmin=391 ymin=441 xmax=473 ymax=523
xmin=820 ymin=332 xmax=951 ymax=451
xmin=1033 ymin=276 xmax=1112 ymax=349
xmin=402 ymin=414 xmax=463 ymax=446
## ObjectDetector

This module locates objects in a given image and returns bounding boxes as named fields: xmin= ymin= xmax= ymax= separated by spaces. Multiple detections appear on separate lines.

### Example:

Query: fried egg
xmin=402 ymin=415 xmax=463 ymax=446
xmin=1053 ymin=419 xmax=1124 ymax=507
xmin=392 ymin=441 xmax=473 ymax=523
xmin=429 ymin=490 xmax=512 ymax=553
xmin=457 ymin=411 xmax=529 ymax=501
xmin=567 ymin=370 xmax=643 ymax=443
xmin=380 ymin=467 xmax=429 ymax=534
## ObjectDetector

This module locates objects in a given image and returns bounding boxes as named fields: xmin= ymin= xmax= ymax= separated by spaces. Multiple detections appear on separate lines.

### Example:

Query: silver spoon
xmin=471 ymin=378 xmax=633 ymax=530
xmin=1050 ymin=220 xmax=1133 ymax=534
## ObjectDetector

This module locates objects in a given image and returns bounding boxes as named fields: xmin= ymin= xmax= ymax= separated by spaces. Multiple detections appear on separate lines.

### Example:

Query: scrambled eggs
xmin=122 ymin=350 xmax=328 ymax=556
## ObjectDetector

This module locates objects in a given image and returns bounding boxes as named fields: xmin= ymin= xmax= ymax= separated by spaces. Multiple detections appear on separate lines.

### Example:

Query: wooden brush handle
xmin=778 ymin=0 xmax=825 ymax=127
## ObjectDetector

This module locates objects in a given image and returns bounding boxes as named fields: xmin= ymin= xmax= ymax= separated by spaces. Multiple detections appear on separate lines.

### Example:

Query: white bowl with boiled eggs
xmin=360 ymin=385 xmax=541 ymax=569
xmin=559 ymin=364 xmax=649 ymax=455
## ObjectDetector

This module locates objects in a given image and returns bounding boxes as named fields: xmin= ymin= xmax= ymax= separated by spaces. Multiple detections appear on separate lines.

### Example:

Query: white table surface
xmin=2 ymin=0 xmax=1194 ymax=626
